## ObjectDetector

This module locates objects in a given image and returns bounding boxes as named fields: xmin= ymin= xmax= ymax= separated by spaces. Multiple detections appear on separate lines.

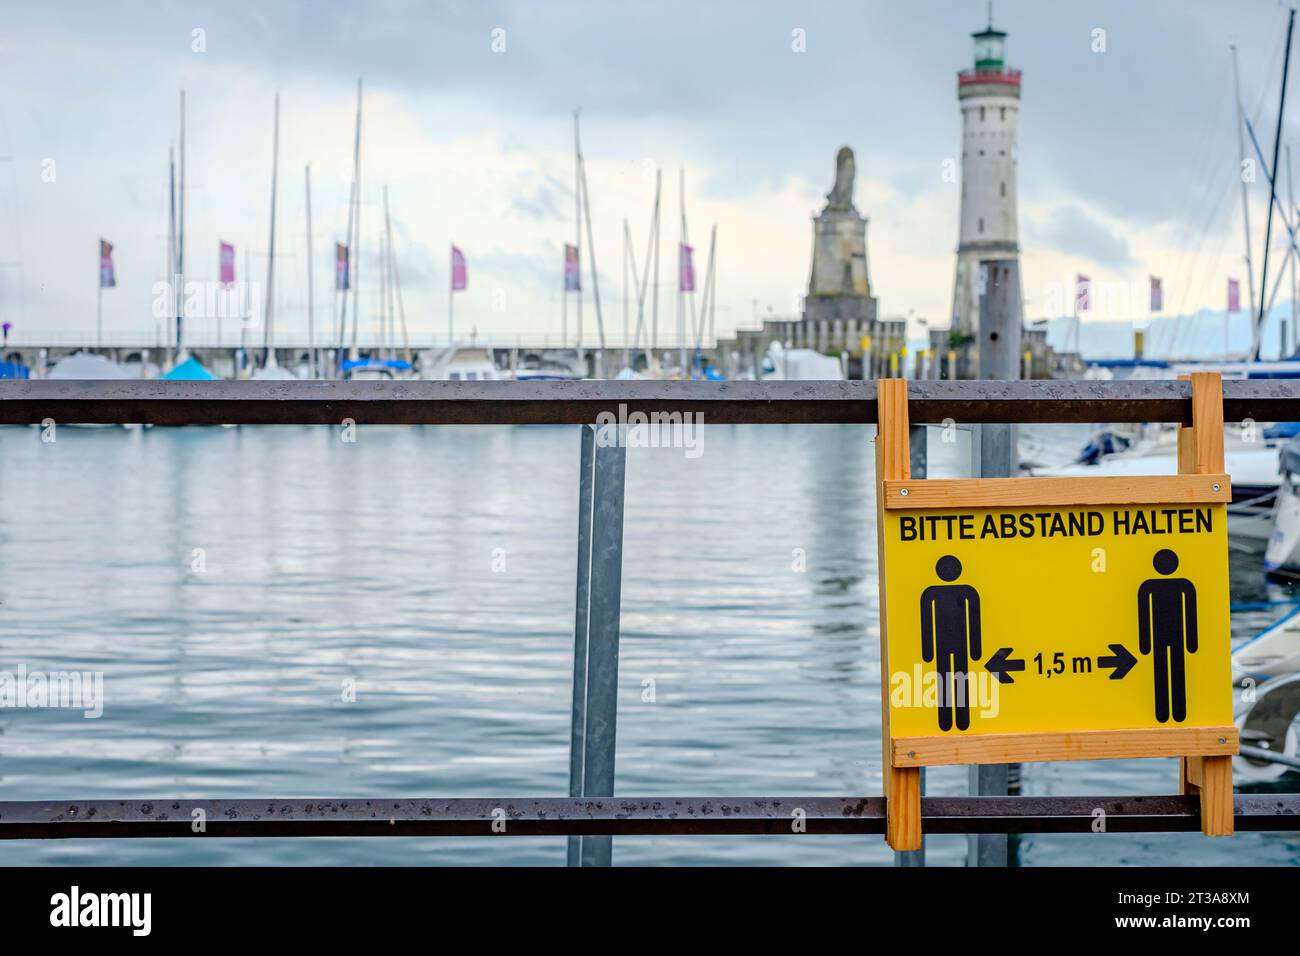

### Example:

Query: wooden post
xmin=876 ymin=378 xmax=921 ymax=850
xmin=1176 ymin=371 xmax=1234 ymax=837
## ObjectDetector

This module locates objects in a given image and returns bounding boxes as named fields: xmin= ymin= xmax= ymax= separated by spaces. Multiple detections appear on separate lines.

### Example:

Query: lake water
xmin=0 ymin=422 xmax=1296 ymax=866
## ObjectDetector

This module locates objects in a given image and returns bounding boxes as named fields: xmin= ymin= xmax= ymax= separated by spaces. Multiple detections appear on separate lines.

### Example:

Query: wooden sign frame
xmin=874 ymin=373 xmax=1239 ymax=851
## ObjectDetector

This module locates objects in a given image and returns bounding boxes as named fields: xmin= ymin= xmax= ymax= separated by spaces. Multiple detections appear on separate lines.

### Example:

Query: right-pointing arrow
xmin=1098 ymin=643 xmax=1137 ymax=680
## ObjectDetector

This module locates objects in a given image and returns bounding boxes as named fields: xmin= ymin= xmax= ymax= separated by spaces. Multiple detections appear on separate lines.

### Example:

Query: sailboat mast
xmin=573 ymin=110 xmax=583 ymax=359
xmin=349 ymin=80 xmax=364 ymax=359
xmin=176 ymin=90 xmax=186 ymax=361
xmin=577 ymin=134 xmax=606 ymax=375
xmin=385 ymin=190 xmax=411 ymax=364
xmin=1254 ymin=8 xmax=1296 ymax=360
xmin=241 ymin=248 xmax=250 ymax=376
xmin=678 ymin=167 xmax=687 ymax=374
xmin=1231 ymin=45 xmax=1258 ymax=328
xmin=385 ymin=193 xmax=395 ymax=358
xmin=1290 ymin=145 xmax=1298 ymax=357
xmin=709 ymin=225 xmax=717 ymax=353
xmin=695 ymin=223 xmax=716 ymax=354
xmin=632 ymin=180 xmax=658 ymax=370
xmin=168 ymin=146 xmax=176 ymax=352
xmin=651 ymin=167 xmax=661 ymax=364
xmin=337 ymin=78 xmax=362 ymax=370
xmin=379 ymin=189 xmax=389 ymax=358
xmin=305 ymin=163 xmax=316 ymax=377
xmin=622 ymin=218 xmax=630 ymax=370
xmin=263 ymin=93 xmax=280 ymax=365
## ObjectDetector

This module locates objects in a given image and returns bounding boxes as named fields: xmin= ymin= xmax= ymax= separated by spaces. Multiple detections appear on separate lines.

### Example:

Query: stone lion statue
xmin=827 ymin=146 xmax=855 ymax=209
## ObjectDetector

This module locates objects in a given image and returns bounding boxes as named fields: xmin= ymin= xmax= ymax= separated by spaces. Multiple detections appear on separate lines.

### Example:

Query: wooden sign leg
xmin=876 ymin=378 xmax=921 ymax=850
xmin=1177 ymin=372 xmax=1234 ymax=837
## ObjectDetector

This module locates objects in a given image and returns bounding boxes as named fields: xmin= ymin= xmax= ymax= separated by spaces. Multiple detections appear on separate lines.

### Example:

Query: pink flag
xmin=99 ymin=239 xmax=116 ymax=288
xmin=335 ymin=243 xmax=349 ymax=291
xmin=450 ymin=245 xmax=467 ymax=292
xmin=564 ymin=243 xmax=580 ymax=292
xmin=1228 ymin=278 xmax=1241 ymax=313
xmin=1075 ymin=274 xmax=1090 ymax=312
xmin=679 ymin=242 xmax=695 ymax=292
xmin=1149 ymin=276 xmax=1162 ymax=312
xmin=219 ymin=241 xmax=236 ymax=287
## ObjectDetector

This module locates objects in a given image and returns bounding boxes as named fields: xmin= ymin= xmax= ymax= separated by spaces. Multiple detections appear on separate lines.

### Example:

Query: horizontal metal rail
xmin=1 ymin=379 xmax=1299 ymax=426
xmin=0 ymin=794 xmax=1295 ymax=839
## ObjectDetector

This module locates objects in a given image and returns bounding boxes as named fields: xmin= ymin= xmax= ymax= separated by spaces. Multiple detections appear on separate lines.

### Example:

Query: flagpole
xmin=448 ymin=243 xmax=454 ymax=347
xmin=96 ymin=243 xmax=103 ymax=350
xmin=216 ymin=244 xmax=223 ymax=353
xmin=241 ymin=249 xmax=250 ymax=377
xmin=1072 ymin=287 xmax=1079 ymax=357
xmin=1226 ymin=282 xmax=1231 ymax=360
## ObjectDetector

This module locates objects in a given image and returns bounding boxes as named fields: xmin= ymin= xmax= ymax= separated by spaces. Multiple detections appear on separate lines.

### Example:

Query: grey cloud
xmin=1033 ymin=203 xmax=1135 ymax=269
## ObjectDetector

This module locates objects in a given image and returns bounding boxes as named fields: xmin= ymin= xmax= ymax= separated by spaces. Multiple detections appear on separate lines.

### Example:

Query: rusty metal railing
xmin=2 ymin=378 xmax=1300 ymax=426
xmin=1 ymin=795 xmax=1297 ymax=839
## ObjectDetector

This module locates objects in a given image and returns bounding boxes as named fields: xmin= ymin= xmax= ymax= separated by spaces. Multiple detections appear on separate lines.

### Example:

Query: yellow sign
xmin=882 ymin=503 xmax=1232 ymax=739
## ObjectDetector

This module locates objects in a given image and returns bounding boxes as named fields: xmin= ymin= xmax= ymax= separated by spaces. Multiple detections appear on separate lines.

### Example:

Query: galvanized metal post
xmin=895 ymin=422 xmax=929 ymax=868
xmin=566 ymin=425 xmax=595 ymax=866
xmin=969 ymin=259 xmax=1022 ymax=868
xmin=581 ymin=423 xmax=627 ymax=866
xmin=567 ymin=423 xmax=627 ymax=867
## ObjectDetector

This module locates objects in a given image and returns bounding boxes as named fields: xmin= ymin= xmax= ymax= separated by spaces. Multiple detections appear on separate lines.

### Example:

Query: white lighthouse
xmin=948 ymin=19 xmax=1022 ymax=351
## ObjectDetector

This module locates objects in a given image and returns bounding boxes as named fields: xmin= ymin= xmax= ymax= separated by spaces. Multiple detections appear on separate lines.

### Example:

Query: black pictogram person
xmin=1137 ymin=548 xmax=1198 ymax=723
xmin=920 ymin=555 xmax=982 ymax=732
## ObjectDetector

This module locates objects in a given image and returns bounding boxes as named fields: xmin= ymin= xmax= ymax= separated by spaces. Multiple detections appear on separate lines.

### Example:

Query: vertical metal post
xmin=969 ymin=259 xmax=1022 ymax=868
xmin=895 ymin=422 xmax=928 ymax=868
xmin=567 ymin=423 xmax=627 ymax=867
xmin=566 ymin=425 xmax=595 ymax=867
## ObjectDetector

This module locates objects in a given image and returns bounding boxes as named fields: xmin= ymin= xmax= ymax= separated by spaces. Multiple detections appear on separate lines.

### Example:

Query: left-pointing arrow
xmin=985 ymin=647 xmax=1025 ymax=685
xmin=1097 ymin=643 xmax=1137 ymax=680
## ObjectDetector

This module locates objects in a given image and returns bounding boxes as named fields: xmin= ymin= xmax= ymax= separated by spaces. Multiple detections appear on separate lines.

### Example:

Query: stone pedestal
xmin=809 ymin=205 xmax=870 ymax=300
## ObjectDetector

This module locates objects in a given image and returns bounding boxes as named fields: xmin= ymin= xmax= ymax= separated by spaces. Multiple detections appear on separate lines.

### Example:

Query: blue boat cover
xmin=341 ymin=358 xmax=413 ymax=371
xmin=161 ymin=357 xmax=218 ymax=380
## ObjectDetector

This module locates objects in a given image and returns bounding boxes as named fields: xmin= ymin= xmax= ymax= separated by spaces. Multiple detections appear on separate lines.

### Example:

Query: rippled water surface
xmin=0 ymin=423 xmax=1296 ymax=865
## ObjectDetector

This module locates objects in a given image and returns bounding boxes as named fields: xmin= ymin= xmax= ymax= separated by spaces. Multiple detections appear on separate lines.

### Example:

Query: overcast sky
xmin=1 ymin=0 xmax=1297 ymax=354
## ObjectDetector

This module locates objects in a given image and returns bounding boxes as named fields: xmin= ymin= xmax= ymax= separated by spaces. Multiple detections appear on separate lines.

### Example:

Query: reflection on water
xmin=0 ymin=423 xmax=1295 ymax=865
